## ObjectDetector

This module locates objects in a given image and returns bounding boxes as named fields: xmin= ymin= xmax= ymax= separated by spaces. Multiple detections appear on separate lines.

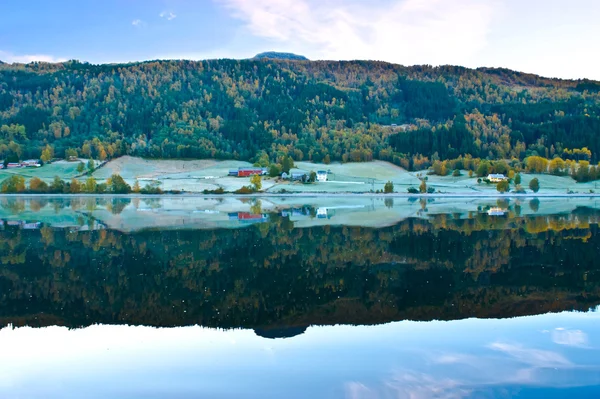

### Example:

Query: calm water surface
xmin=0 ymin=196 xmax=599 ymax=398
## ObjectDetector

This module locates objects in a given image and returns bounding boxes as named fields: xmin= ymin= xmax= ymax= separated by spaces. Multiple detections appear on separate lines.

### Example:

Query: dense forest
xmin=0 ymin=203 xmax=599 ymax=332
xmin=1 ymin=59 xmax=599 ymax=169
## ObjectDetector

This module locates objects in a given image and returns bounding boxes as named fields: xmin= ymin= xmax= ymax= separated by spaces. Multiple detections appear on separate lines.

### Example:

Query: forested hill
xmin=0 ymin=59 xmax=599 ymax=169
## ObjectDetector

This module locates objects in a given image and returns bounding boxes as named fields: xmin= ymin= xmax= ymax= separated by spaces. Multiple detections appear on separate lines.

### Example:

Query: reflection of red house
xmin=237 ymin=168 xmax=265 ymax=177
xmin=237 ymin=212 xmax=264 ymax=220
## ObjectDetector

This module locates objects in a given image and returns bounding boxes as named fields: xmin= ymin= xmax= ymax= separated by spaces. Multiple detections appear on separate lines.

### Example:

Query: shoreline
xmin=1 ymin=192 xmax=599 ymax=199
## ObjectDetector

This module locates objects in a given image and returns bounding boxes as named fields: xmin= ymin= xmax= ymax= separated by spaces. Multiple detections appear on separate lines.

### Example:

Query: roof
xmin=317 ymin=170 xmax=327 ymax=174
xmin=488 ymin=174 xmax=506 ymax=178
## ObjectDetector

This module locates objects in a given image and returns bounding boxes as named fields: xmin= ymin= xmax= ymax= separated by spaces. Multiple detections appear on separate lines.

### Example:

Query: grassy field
xmin=2 ymin=156 xmax=599 ymax=194
xmin=0 ymin=160 xmax=84 ymax=185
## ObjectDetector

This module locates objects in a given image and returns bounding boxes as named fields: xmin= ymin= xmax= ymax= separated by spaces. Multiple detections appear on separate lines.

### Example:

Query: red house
xmin=237 ymin=168 xmax=266 ymax=177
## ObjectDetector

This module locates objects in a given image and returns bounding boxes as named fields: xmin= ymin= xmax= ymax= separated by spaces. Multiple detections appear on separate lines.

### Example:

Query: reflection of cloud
xmin=217 ymin=0 xmax=497 ymax=66
xmin=160 ymin=11 xmax=177 ymax=20
xmin=347 ymin=339 xmax=596 ymax=398
xmin=489 ymin=342 xmax=572 ymax=368
xmin=344 ymin=382 xmax=374 ymax=399
xmin=552 ymin=328 xmax=588 ymax=347
xmin=346 ymin=372 xmax=471 ymax=399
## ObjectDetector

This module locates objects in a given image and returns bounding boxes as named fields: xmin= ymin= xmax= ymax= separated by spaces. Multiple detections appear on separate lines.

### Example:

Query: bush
xmin=529 ymin=178 xmax=540 ymax=193
xmin=384 ymin=181 xmax=394 ymax=193
xmin=234 ymin=186 xmax=255 ymax=194
xmin=203 ymin=187 xmax=225 ymax=195
xmin=407 ymin=187 xmax=419 ymax=194
xmin=426 ymin=186 xmax=435 ymax=194
xmin=496 ymin=180 xmax=510 ymax=193
xmin=452 ymin=169 xmax=461 ymax=177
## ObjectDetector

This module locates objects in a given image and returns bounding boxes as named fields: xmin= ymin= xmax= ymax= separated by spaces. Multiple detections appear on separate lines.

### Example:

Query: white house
xmin=316 ymin=170 xmax=327 ymax=182
xmin=487 ymin=174 xmax=507 ymax=183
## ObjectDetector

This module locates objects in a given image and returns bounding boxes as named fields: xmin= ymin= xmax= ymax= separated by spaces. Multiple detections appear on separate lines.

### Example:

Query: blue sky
xmin=1 ymin=0 xmax=599 ymax=80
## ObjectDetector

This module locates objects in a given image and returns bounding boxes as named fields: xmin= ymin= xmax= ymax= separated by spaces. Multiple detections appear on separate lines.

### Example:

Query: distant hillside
xmin=0 ymin=58 xmax=599 ymax=168
xmin=253 ymin=51 xmax=308 ymax=61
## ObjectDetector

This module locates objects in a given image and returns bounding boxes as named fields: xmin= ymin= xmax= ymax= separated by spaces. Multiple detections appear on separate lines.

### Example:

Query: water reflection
xmin=0 ymin=311 xmax=598 ymax=399
xmin=0 ymin=199 xmax=599 ymax=331
xmin=2 ymin=197 xmax=600 ymax=397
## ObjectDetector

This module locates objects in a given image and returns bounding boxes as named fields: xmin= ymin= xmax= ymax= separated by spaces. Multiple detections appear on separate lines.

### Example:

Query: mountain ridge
xmin=0 ymin=58 xmax=599 ymax=168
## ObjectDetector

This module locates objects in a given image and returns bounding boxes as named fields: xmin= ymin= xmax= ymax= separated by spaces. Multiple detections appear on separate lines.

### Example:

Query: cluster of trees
xmin=0 ymin=173 xmax=163 ymax=194
xmin=1 ymin=59 xmax=598 ymax=170
xmin=0 ymin=206 xmax=599 ymax=329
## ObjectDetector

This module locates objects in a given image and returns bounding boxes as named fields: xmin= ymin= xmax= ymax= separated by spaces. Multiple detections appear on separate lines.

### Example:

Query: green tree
xmin=1 ymin=175 xmax=25 ymax=193
xmin=108 ymin=174 xmax=131 ymax=194
xmin=87 ymin=159 xmax=95 ymax=173
xmin=308 ymin=171 xmax=317 ymax=183
xmin=84 ymin=177 xmax=97 ymax=193
xmin=514 ymin=173 xmax=522 ymax=185
xmin=476 ymin=161 xmax=490 ymax=177
xmin=65 ymin=148 xmax=78 ymax=160
xmin=529 ymin=178 xmax=540 ymax=193
xmin=77 ymin=162 xmax=85 ymax=173
xmin=452 ymin=169 xmax=461 ymax=177
xmin=268 ymin=164 xmax=281 ymax=177
xmin=250 ymin=174 xmax=262 ymax=191
xmin=49 ymin=176 xmax=66 ymax=193
xmin=384 ymin=181 xmax=394 ymax=193
xmin=281 ymin=156 xmax=294 ymax=174
xmin=496 ymin=180 xmax=510 ymax=193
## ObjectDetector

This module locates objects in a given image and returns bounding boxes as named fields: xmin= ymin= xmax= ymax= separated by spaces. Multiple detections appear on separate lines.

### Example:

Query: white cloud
xmin=132 ymin=19 xmax=145 ymax=27
xmin=0 ymin=50 xmax=67 ymax=64
xmin=217 ymin=0 xmax=497 ymax=66
xmin=160 ymin=11 xmax=177 ymax=21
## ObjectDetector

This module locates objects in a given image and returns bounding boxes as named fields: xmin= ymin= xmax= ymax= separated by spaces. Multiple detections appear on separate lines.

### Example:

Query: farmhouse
xmin=316 ymin=170 xmax=328 ymax=182
xmin=21 ymin=159 xmax=41 ymax=167
xmin=6 ymin=163 xmax=21 ymax=169
xmin=487 ymin=174 xmax=507 ymax=183
xmin=235 ymin=167 xmax=266 ymax=177
xmin=289 ymin=168 xmax=308 ymax=181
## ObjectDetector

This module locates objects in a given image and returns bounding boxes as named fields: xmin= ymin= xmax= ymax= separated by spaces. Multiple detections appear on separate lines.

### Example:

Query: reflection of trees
xmin=108 ymin=198 xmax=131 ymax=215
xmin=0 ymin=211 xmax=599 ymax=330
xmin=1 ymin=198 xmax=25 ymax=214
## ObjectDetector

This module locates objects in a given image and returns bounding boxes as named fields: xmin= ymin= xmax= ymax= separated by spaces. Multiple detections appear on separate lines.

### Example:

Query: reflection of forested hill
xmin=0 ymin=212 xmax=599 ymax=330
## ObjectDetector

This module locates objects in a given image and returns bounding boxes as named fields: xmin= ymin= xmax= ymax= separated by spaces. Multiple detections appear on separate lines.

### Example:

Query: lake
xmin=0 ymin=196 xmax=599 ymax=398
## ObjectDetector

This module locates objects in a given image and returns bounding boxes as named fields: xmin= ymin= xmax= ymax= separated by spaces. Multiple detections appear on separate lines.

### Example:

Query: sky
xmin=0 ymin=0 xmax=599 ymax=80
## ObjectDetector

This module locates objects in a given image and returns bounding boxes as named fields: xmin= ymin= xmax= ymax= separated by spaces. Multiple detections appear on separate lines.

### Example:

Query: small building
xmin=316 ymin=170 xmax=328 ymax=182
xmin=237 ymin=167 xmax=266 ymax=177
xmin=487 ymin=207 xmax=506 ymax=216
xmin=21 ymin=159 xmax=41 ymax=167
xmin=289 ymin=168 xmax=308 ymax=181
xmin=228 ymin=169 xmax=239 ymax=177
xmin=0 ymin=164 xmax=4 ymax=169
xmin=6 ymin=163 xmax=21 ymax=169
xmin=22 ymin=222 xmax=41 ymax=230
xmin=317 ymin=208 xmax=328 ymax=218
xmin=281 ymin=172 xmax=289 ymax=179
xmin=487 ymin=174 xmax=507 ymax=183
